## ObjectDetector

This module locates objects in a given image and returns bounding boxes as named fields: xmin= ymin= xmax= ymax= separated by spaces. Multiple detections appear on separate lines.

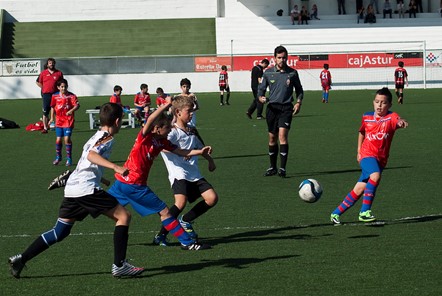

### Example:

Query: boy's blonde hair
xmin=171 ymin=95 xmax=194 ymax=114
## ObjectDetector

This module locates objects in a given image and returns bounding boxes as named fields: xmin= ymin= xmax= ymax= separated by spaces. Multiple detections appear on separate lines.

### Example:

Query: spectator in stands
xmin=356 ymin=0 xmax=364 ymax=13
xmin=290 ymin=5 xmax=300 ymax=25
xmin=397 ymin=0 xmax=405 ymax=18
xmin=36 ymin=58 xmax=64 ymax=134
xmin=408 ymin=0 xmax=418 ymax=18
xmin=440 ymin=0 xmax=442 ymax=18
xmin=357 ymin=5 xmax=366 ymax=23
xmin=415 ymin=0 xmax=423 ymax=13
xmin=311 ymin=4 xmax=320 ymax=20
xmin=365 ymin=4 xmax=377 ymax=23
xmin=300 ymin=6 xmax=309 ymax=24
xmin=337 ymin=0 xmax=347 ymax=15
xmin=370 ymin=0 xmax=380 ymax=14
xmin=383 ymin=0 xmax=393 ymax=18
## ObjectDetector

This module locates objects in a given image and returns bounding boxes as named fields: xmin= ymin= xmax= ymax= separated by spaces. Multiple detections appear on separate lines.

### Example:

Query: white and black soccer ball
xmin=298 ymin=179 xmax=323 ymax=203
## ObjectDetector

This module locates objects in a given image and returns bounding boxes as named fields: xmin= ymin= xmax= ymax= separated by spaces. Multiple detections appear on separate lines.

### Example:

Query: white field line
xmin=1 ymin=213 xmax=441 ymax=239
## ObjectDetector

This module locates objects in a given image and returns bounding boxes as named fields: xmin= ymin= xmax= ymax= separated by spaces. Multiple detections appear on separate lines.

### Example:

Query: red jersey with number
xmin=219 ymin=70 xmax=228 ymax=86
xmin=134 ymin=92 xmax=151 ymax=107
xmin=394 ymin=68 xmax=408 ymax=85
xmin=320 ymin=69 xmax=332 ymax=90
xmin=38 ymin=69 xmax=63 ymax=94
xmin=50 ymin=91 xmax=79 ymax=128
xmin=109 ymin=94 xmax=122 ymax=106
xmin=115 ymin=131 xmax=177 ymax=185
xmin=358 ymin=111 xmax=400 ymax=167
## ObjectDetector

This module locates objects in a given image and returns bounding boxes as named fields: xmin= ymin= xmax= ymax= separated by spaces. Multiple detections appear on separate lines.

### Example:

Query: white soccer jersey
xmin=65 ymin=130 xmax=114 ymax=197
xmin=161 ymin=125 xmax=203 ymax=186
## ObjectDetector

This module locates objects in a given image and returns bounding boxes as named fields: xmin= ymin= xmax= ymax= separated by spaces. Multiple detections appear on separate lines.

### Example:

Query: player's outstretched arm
xmin=87 ymin=150 xmax=129 ymax=177
xmin=397 ymin=118 xmax=408 ymax=129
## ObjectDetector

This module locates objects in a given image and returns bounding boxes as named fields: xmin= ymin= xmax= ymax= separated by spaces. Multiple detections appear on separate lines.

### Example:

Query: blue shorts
xmin=108 ymin=180 xmax=167 ymax=217
xmin=358 ymin=157 xmax=383 ymax=183
xmin=55 ymin=127 xmax=73 ymax=137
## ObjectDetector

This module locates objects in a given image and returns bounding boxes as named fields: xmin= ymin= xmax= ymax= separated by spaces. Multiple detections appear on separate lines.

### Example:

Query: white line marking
xmin=1 ymin=213 xmax=440 ymax=238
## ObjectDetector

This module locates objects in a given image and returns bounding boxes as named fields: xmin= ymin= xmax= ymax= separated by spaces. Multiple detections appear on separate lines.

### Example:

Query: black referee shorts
xmin=266 ymin=103 xmax=294 ymax=134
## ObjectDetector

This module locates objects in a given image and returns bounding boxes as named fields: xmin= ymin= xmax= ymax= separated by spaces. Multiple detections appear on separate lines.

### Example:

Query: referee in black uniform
xmin=246 ymin=58 xmax=269 ymax=119
xmin=258 ymin=45 xmax=304 ymax=178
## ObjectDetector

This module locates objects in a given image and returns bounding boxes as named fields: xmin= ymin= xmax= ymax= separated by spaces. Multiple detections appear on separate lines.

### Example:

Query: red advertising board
xmin=194 ymin=53 xmax=423 ymax=72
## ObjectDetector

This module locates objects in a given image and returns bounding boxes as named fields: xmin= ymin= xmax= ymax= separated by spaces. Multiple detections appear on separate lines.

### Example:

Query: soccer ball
xmin=298 ymin=179 xmax=323 ymax=203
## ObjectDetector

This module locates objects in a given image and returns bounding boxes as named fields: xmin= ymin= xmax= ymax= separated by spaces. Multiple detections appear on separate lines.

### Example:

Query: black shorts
xmin=42 ymin=93 xmax=52 ymax=116
xmin=59 ymin=190 xmax=120 ymax=221
xmin=171 ymin=178 xmax=213 ymax=203
xmin=266 ymin=103 xmax=294 ymax=134
xmin=395 ymin=83 xmax=404 ymax=90
xmin=219 ymin=85 xmax=230 ymax=92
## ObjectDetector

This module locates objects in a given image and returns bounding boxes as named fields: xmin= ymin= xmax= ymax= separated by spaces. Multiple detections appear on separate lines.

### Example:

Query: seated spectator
xmin=311 ymin=4 xmax=320 ymax=20
xmin=397 ymin=0 xmax=405 ymax=18
xmin=383 ymin=0 xmax=393 ymax=18
xmin=357 ymin=6 xmax=366 ymax=23
xmin=300 ymin=6 xmax=309 ymax=24
xmin=365 ymin=4 xmax=377 ymax=23
xmin=409 ymin=0 xmax=417 ymax=18
xmin=290 ymin=5 xmax=301 ymax=25
xmin=310 ymin=4 xmax=320 ymax=20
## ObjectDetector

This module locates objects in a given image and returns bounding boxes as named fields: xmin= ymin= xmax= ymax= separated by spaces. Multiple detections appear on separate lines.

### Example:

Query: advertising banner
xmin=1 ymin=60 xmax=40 ymax=76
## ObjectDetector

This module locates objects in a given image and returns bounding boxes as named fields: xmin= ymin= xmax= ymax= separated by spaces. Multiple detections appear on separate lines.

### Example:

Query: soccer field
xmin=1 ymin=89 xmax=441 ymax=296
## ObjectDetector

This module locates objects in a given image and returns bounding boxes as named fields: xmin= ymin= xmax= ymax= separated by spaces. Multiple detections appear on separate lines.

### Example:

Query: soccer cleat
xmin=53 ymin=157 xmax=61 ymax=165
xmin=152 ymin=234 xmax=169 ymax=247
xmin=181 ymin=242 xmax=211 ymax=251
xmin=278 ymin=168 xmax=286 ymax=178
xmin=263 ymin=167 xmax=277 ymax=177
xmin=330 ymin=214 xmax=341 ymax=225
xmin=48 ymin=170 xmax=72 ymax=190
xmin=65 ymin=158 xmax=72 ymax=167
xmin=8 ymin=254 xmax=26 ymax=279
xmin=179 ymin=216 xmax=198 ymax=240
xmin=246 ymin=112 xmax=252 ymax=119
xmin=359 ymin=210 xmax=376 ymax=222
xmin=322 ymin=98 xmax=326 ymax=103
xmin=112 ymin=261 xmax=145 ymax=277
xmin=256 ymin=116 xmax=264 ymax=120
xmin=220 ymin=102 xmax=224 ymax=106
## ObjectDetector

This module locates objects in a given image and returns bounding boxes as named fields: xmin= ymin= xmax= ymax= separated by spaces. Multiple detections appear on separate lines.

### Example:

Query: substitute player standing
xmin=320 ymin=64 xmax=332 ymax=103
xmin=218 ymin=65 xmax=230 ymax=105
xmin=394 ymin=61 xmax=408 ymax=104
xmin=258 ymin=46 xmax=304 ymax=178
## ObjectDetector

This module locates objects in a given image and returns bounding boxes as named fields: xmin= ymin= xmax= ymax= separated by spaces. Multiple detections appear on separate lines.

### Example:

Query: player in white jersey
xmin=153 ymin=95 xmax=218 ymax=246
xmin=8 ymin=103 xmax=144 ymax=278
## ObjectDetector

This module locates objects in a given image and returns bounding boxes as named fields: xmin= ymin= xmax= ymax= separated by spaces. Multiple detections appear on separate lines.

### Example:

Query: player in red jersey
xmin=394 ymin=61 xmax=408 ymax=104
xmin=36 ymin=58 xmax=64 ymax=134
xmin=109 ymin=85 xmax=123 ymax=106
xmin=49 ymin=79 xmax=80 ymax=166
xmin=108 ymin=97 xmax=211 ymax=250
xmin=330 ymin=87 xmax=408 ymax=225
xmin=156 ymin=87 xmax=170 ymax=107
xmin=218 ymin=65 xmax=230 ymax=106
xmin=133 ymin=83 xmax=151 ymax=124
xmin=320 ymin=64 xmax=332 ymax=103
